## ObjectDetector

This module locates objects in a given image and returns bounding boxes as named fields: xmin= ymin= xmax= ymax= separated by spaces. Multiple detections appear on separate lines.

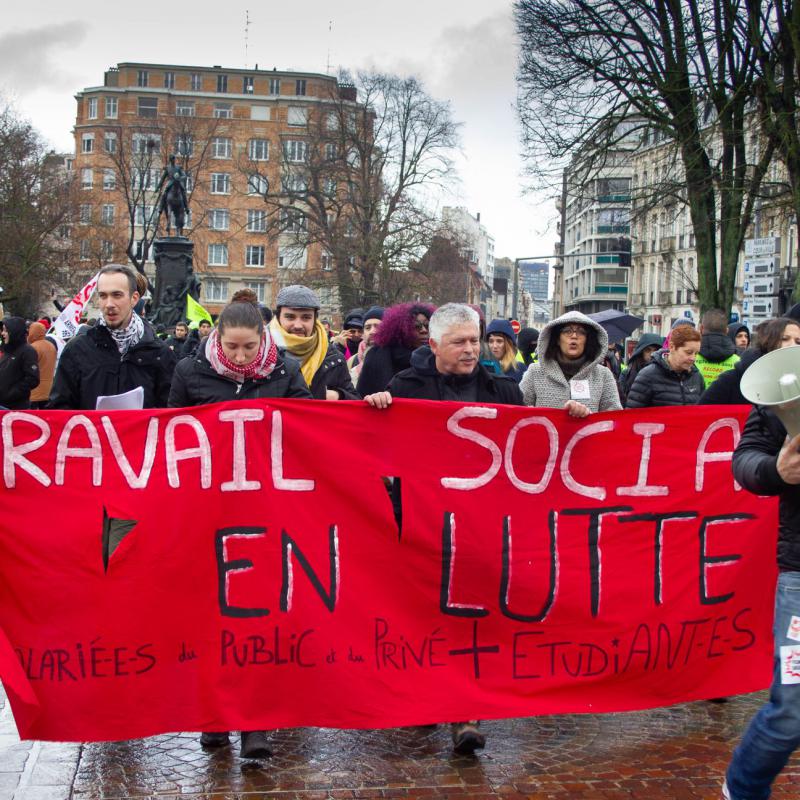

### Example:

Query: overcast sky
xmin=0 ymin=0 xmax=559 ymax=262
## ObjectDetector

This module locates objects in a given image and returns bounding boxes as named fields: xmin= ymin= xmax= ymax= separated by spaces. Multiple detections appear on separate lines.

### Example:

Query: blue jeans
xmin=726 ymin=571 xmax=800 ymax=799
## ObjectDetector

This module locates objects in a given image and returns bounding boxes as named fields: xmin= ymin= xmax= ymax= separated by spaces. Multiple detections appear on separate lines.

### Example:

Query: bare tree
xmin=0 ymin=104 xmax=79 ymax=317
xmin=243 ymin=71 xmax=460 ymax=310
xmin=515 ymin=0 xmax=777 ymax=313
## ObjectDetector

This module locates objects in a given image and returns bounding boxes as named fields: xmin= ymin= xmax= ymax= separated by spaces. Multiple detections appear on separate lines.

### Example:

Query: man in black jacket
xmin=723 ymin=408 xmax=800 ymax=799
xmin=0 ymin=317 xmax=39 ymax=409
xmin=49 ymin=265 xmax=176 ymax=409
xmin=364 ymin=303 xmax=522 ymax=756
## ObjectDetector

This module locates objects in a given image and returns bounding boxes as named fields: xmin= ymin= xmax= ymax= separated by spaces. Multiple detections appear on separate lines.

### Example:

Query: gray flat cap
xmin=276 ymin=284 xmax=321 ymax=310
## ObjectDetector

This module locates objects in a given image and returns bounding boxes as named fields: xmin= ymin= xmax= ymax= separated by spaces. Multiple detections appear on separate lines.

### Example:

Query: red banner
xmin=0 ymin=400 xmax=777 ymax=742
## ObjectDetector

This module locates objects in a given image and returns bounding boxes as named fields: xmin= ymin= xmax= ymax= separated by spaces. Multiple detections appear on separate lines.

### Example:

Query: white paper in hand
xmin=95 ymin=386 xmax=145 ymax=410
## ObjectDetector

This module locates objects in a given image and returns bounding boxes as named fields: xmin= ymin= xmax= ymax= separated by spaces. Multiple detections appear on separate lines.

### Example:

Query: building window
xmin=164 ymin=71 xmax=175 ymax=89
xmin=103 ymin=132 xmax=117 ymax=153
xmin=213 ymin=103 xmax=232 ymax=118
xmin=321 ymin=252 xmax=332 ymax=271
xmin=174 ymin=134 xmax=194 ymax=157
xmin=134 ymin=205 xmax=156 ymax=226
xmin=210 ymin=173 xmax=231 ymax=194
xmin=247 ymin=174 xmax=268 ymax=195
xmin=132 ymin=133 xmax=161 ymax=154
xmin=324 ymin=143 xmax=337 ymax=161
xmin=323 ymin=177 xmax=336 ymax=197
xmin=283 ymin=173 xmax=308 ymax=194
xmin=79 ymin=204 xmax=92 ymax=224
xmin=295 ymin=79 xmax=307 ymax=96
xmin=283 ymin=140 xmax=308 ymax=163
xmin=103 ymin=169 xmax=116 ymax=190
xmin=247 ymin=209 xmax=266 ymax=232
xmin=205 ymin=278 xmax=229 ymax=300
xmin=281 ymin=209 xmax=307 ymax=232
xmin=133 ymin=240 xmax=149 ymax=261
xmin=131 ymin=168 xmax=160 ymax=191
xmin=244 ymin=281 xmax=266 ymax=303
xmin=101 ymin=204 xmax=115 ymax=225
xmin=248 ymin=139 xmax=269 ymax=161
xmin=87 ymin=97 xmax=98 ymax=119
xmin=251 ymin=105 xmax=270 ymax=121
xmin=278 ymin=245 xmax=306 ymax=269
xmin=81 ymin=168 xmax=93 ymax=189
xmin=101 ymin=240 xmax=113 ymax=260
xmin=207 ymin=245 xmax=229 ymax=267
xmin=208 ymin=209 xmax=230 ymax=230
xmin=137 ymin=70 xmax=149 ymax=87
xmin=80 ymin=240 xmax=91 ymax=260
xmin=81 ymin=133 xmax=95 ymax=154
xmin=242 ymin=75 xmax=254 ymax=93
xmin=211 ymin=137 xmax=232 ymax=158
xmin=191 ymin=72 xmax=202 ymax=91
xmin=245 ymin=245 xmax=265 ymax=267
xmin=104 ymin=97 xmax=118 ymax=119
xmin=216 ymin=74 xmax=228 ymax=93
xmin=287 ymin=106 xmax=307 ymax=126
xmin=176 ymin=100 xmax=195 ymax=116
xmin=138 ymin=97 xmax=158 ymax=118
xmin=269 ymin=78 xmax=281 ymax=95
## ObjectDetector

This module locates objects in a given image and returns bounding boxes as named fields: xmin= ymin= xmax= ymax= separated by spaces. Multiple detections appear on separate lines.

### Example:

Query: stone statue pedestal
xmin=149 ymin=237 xmax=197 ymax=329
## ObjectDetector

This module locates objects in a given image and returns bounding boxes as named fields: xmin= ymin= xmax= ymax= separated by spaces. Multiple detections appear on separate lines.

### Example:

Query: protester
xmin=625 ymin=325 xmax=704 ymax=408
xmin=516 ymin=327 xmax=539 ymax=366
xmin=695 ymin=308 xmax=740 ymax=388
xmin=26 ymin=321 xmax=56 ymax=409
xmin=484 ymin=319 xmax=526 ymax=382
xmin=334 ymin=309 xmax=364 ymax=359
xmin=728 ymin=322 xmax=751 ymax=354
xmin=0 ymin=317 xmax=39 ymax=410
xmin=700 ymin=317 xmax=800 ymax=406
xmin=520 ymin=311 xmax=622 ymax=417
xmin=181 ymin=319 xmax=213 ymax=359
xmin=165 ymin=321 xmax=189 ymax=353
xmin=722 ymin=370 xmax=800 ymax=800
xmin=356 ymin=302 xmax=435 ymax=395
xmin=363 ymin=303 xmax=522 ymax=756
xmin=269 ymin=285 xmax=358 ymax=399
xmin=349 ymin=305 xmax=384 ymax=382
xmin=49 ymin=264 xmax=176 ymax=409
xmin=617 ymin=333 xmax=662 ymax=405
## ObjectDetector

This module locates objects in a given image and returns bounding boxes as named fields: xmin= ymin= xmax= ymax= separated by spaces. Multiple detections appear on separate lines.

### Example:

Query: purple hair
xmin=373 ymin=302 xmax=436 ymax=349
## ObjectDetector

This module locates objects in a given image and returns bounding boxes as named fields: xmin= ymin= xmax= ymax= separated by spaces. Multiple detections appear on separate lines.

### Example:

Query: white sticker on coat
xmin=788 ymin=616 xmax=800 ymax=643
xmin=570 ymin=379 xmax=590 ymax=400
xmin=780 ymin=646 xmax=800 ymax=684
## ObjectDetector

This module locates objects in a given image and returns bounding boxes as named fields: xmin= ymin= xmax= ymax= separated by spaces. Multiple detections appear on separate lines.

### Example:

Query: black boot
xmin=240 ymin=730 xmax=272 ymax=759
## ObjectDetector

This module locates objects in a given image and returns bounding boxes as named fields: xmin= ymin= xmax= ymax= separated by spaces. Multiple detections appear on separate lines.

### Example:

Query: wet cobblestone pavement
xmin=1 ymin=685 xmax=798 ymax=799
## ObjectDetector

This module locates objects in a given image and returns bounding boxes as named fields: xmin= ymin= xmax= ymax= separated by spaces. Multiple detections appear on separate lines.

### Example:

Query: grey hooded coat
xmin=519 ymin=311 xmax=622 ymax=412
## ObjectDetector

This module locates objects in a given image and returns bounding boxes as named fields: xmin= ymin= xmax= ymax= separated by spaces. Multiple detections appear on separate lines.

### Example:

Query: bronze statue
xmin=156 ymin=154 xmax=190 ymax=236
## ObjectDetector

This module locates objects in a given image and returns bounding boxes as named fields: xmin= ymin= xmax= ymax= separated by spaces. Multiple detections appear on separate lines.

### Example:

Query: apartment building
xmin=72 ymin=62 xmax=359 ymax=317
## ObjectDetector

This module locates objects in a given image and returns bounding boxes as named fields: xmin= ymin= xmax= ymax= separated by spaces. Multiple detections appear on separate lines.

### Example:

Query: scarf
xmin=270 ymin=318 xmax=328 ymax=387
xmin=99 ymin=313 xmax=145 ymax=355
xmin=205 ymin=328 xmax=278 ymax=383
xmin=555 ymin=351 xmax=587 ymax=380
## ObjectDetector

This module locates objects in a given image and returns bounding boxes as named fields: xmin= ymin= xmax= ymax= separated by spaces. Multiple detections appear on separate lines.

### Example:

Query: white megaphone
xmin=740 ymin=345 xmax=800 ymax=438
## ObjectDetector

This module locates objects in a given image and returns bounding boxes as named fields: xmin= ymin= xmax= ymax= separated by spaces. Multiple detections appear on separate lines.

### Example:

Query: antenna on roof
xmin=245 ymin=10 xmax=251 ymax=68
xmin=326 ymin=20 xmax=333 ymax=74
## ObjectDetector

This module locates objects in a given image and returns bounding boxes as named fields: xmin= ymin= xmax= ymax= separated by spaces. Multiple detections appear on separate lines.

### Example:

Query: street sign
xmin=510 ymin=319 xmax=521 ymax=334
xmin=744 ymin=237 xmax=780 ymax=257
xmin=744 ymin=257 xmax=780 ymax=277
xmin=743 ymin=277 xmax=778 ymax=296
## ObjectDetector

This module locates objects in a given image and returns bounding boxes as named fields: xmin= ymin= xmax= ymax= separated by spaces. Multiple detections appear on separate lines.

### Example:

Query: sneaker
xmin=240 ymin=729 xmax=272 ymax=759
xmin=451 ymin=721 xmax=486 ymax=755
xmin=200 ymin=731 xmax=230 ymax=748
xmin=721 ymin=780 xmax=732 ymax=799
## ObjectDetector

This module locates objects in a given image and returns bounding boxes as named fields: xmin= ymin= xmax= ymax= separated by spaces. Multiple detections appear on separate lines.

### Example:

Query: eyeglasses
xmin=414 ymin=321 xmax=429 ymax=332
xmin=561 ymin=326 xmax=588 ymax=337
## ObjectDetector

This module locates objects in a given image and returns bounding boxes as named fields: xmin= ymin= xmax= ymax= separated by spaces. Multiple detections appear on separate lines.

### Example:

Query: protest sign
xmin=48 ymin=273 xmax=100 ymax=340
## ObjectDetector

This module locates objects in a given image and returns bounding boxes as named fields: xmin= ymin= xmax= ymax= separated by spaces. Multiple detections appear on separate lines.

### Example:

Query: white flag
xmin=49 ymin=272 xmax=100 ymax=340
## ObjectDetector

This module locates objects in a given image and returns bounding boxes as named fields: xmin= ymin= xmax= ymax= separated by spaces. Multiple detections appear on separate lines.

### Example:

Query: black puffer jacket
xmin=168 ymin=345 xmax=311 ymax=406
xmin=49 ymin=320 xmax=176 ymax=409
xmin=0 ymin=317 xmax=40 ymax=409
xmin=625 ymin=350 xmax=705 ymax=407
xmin=699 ymin=348 xmax=761 ymax=406
xmin=388 ymin=346 xmax=523 ymax=405
xmin=356 ymin=344 xmax=414 ymax=395
xmin=733 ymin=407 xmax=800 ymax=571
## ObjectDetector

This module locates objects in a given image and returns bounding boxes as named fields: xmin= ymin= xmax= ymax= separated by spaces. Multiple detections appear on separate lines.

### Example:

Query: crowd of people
xmin=1 ymin=263 xmax=799 ymax=794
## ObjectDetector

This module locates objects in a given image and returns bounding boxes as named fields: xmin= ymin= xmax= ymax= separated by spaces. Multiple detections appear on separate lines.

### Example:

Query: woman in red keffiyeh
xmin=167 ymin=288 xmax=310 ymax=759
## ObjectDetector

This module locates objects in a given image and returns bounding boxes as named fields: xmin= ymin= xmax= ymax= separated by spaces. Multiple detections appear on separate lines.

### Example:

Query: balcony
xmin=659 ymin=236 xmax=676 ymax=252
xmin=594 ymin=285 xmax=628 ymax=294
xmin=597 ymin=194 xmax=631 ymax=203
xmin=657 ymin=291 xmax=672 ymax=304
xmin=597 ymin=224 xmax=630 ymax=234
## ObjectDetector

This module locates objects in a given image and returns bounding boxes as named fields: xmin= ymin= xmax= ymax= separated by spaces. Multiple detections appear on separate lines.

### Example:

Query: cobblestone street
xmin=1 ymin=686 xmax=798 ymax=799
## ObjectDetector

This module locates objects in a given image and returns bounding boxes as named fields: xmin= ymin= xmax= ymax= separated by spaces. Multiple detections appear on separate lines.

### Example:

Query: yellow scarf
xmin=270 ymin=318 xmax=329 ymax=387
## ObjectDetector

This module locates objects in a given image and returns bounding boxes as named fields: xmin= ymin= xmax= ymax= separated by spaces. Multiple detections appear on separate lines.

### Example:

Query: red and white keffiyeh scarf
xmin=205 ymin=328 xmax=278 ymax=382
